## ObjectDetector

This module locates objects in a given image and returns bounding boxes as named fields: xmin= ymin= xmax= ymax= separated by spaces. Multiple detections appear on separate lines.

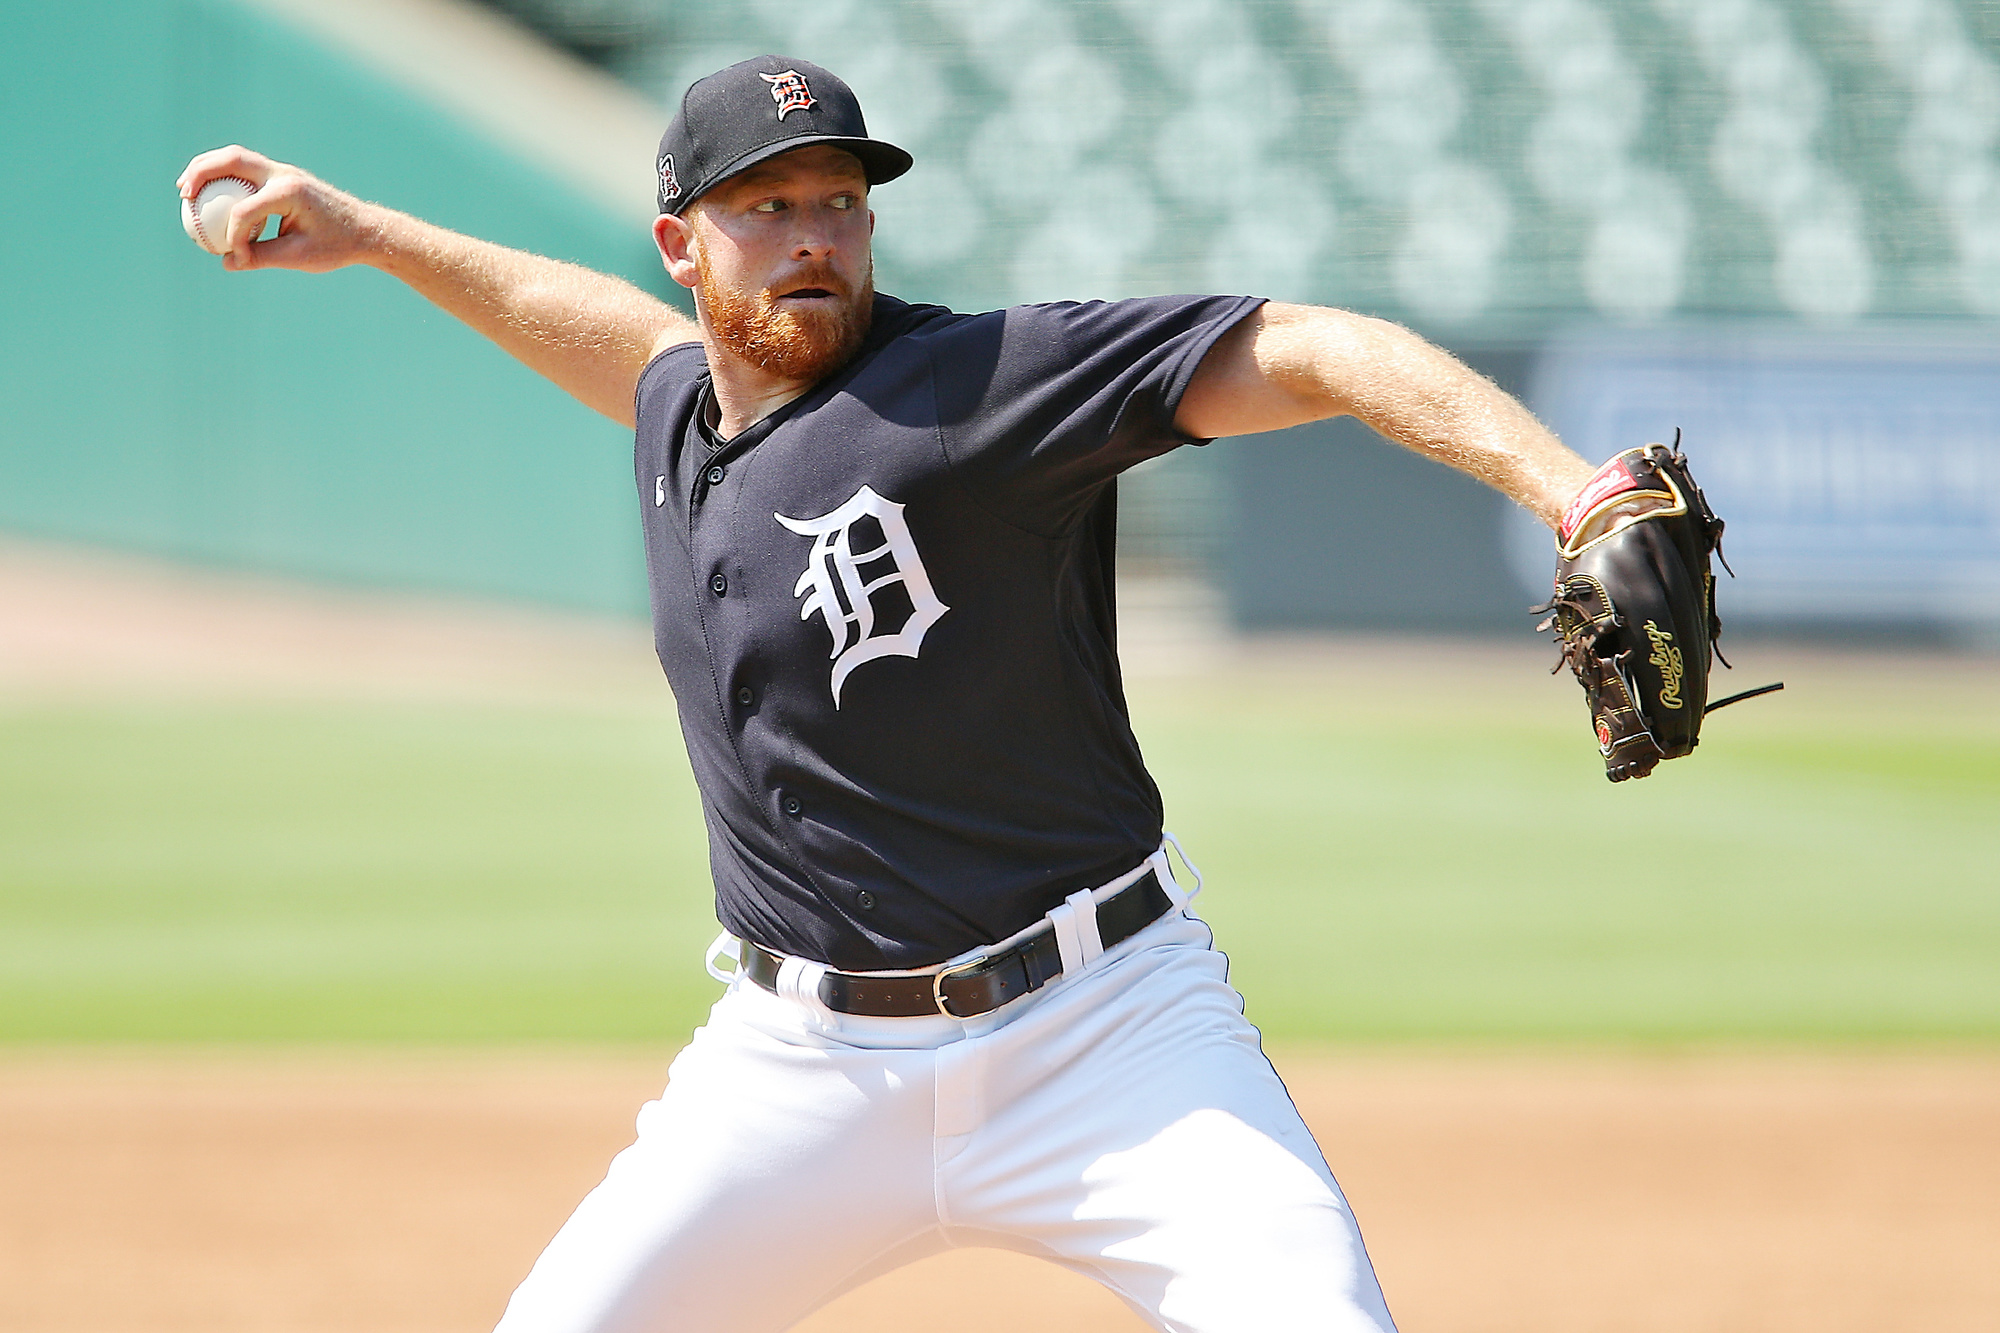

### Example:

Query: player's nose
xmin=787 ymin=203 xmax=853 ymax=260
xmin=790 ymin=226 xmax=835 ymax=261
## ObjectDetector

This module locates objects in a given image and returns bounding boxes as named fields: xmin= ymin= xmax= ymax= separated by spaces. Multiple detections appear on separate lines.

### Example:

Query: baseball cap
xmin=656 ymin=56 xmax=913 ymax=215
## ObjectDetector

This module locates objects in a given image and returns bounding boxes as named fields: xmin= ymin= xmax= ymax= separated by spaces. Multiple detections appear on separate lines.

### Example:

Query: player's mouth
xmin=777 ymin=287 xmax=838 ymax=302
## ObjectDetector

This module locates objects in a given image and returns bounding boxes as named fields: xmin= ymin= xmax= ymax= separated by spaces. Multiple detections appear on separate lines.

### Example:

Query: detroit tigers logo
xmin=759 ymin=69 xmax=816 ymax=119
xmin=776 ymin=486 xmax=948 ymax=707
xmin=656 ymin=151 xmax=680 ymax=202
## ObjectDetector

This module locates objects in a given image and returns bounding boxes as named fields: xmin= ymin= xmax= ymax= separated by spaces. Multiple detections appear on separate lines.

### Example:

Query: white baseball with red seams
xmin=182 ymin=176 xmax=255 ymax=254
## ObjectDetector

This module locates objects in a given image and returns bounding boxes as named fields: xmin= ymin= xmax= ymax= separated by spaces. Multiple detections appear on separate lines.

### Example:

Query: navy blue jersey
xmin=634 ymin=291 xmax=1263 ymax=970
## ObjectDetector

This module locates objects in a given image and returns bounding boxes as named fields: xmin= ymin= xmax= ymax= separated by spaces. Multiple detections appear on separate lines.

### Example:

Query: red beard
xmin=696 ymin=254 xmax=874 ymax=385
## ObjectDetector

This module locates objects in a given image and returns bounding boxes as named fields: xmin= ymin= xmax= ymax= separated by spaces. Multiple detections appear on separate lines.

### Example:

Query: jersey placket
xmin=684 ymin=435 xmax=785 ymax=839
xmin=682 ymin=422 xmax=864 ymax=937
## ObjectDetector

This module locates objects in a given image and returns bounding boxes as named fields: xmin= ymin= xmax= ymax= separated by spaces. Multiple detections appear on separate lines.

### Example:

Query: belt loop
xmin=1067 ymin=887 xmax=1104 ymax=962
xmin=1158 ymin=831 xmax=1203 ymax=907
xmin=1051 ymin=886 xmax=1104 ymax=976
xmin=776 ymin=955 xmax=838 ymax=1025
xmin=704 ymin=932 xmax=742 ymax=985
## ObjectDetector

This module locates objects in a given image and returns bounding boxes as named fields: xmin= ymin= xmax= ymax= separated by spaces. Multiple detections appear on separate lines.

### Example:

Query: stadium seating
xmin=475 ymin=0 xmax=1999 ymax=329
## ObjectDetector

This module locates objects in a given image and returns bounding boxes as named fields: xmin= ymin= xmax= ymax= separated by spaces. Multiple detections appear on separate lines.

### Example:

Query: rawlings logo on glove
xmin=1534 ymin=434 xmax=1781 ymax=782
xmin=1643 ymin=622 xmax=1684 ymax=709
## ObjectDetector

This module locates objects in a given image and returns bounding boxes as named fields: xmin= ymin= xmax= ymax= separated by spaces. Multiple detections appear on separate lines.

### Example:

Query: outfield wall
xmin=0 ymin=0 xmax=672 ymax=615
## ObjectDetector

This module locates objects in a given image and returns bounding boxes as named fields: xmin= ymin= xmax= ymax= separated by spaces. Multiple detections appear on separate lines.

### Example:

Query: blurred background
xmin=1 ymin=3 xmax=1997 ymax=1328
xmin=10 ymin=0 xmax=2000 ymax=638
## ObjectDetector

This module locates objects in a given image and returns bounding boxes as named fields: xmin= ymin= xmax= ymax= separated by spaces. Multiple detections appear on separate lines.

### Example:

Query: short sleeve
xmin=634 ymin=341 xmax=710 ymax=428
xmin=926 ymin=294 xmax=1265 ymax=536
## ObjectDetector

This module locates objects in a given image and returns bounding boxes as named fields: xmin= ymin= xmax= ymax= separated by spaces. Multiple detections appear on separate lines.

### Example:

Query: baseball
xmin=182 ymin=176 xmax=256 ymax=254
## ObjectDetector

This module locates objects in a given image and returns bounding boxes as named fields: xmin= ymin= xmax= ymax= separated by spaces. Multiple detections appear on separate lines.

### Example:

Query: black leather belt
xmin=741 ymin=869 xmax=1175 ymax=1019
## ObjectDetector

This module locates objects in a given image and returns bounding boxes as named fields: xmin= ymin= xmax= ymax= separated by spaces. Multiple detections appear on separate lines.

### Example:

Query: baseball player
xmin=179 ymin=56 xmax=1595 ymax=1333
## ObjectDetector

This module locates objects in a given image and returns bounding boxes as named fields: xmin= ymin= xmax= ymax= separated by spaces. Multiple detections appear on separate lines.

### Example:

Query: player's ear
xmin=655 ymin=213 xmax=699 ymax=290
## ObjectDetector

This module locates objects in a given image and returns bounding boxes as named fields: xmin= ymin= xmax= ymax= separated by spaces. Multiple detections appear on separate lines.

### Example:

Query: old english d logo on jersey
xmin=776 ymin=485 xmax=948 ymax=707
xmin=760 ymin=69 xmax=815 ymax=119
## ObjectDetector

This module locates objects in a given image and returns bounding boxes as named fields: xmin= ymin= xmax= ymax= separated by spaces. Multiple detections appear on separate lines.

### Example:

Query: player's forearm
xmin=1324 ymin=316 xmax=1592 ymax=529
xmin=1285 ymin=309 xmax=1592 ymax=529
xmin=361 ymin=207 xmax=692 ymax=427
xmin=179 ymin=147 xmax=699 ymax=427
xmin=1186 ymin=305 xmax=1594 ymax=527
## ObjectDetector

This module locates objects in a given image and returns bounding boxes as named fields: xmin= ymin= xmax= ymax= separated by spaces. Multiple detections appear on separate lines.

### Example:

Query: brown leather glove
xmin=1533 ymin=436 xmax=1730 ymax=782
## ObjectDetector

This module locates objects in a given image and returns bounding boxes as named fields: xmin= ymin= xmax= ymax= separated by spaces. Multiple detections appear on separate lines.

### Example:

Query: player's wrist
xmin=348 ymin=199 xmax=420 ymax=272
xmin=1540 ymin=457 xmax=1603 ymax=534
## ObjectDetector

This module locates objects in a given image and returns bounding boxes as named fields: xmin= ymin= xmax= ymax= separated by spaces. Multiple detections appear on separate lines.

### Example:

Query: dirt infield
xmin=2 ymin=1049 xmax=1995 ymax=1333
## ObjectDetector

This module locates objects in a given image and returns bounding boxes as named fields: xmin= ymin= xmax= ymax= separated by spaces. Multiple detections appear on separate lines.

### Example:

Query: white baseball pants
xmin=492 ymin=905 xmax=1399 ymax=1333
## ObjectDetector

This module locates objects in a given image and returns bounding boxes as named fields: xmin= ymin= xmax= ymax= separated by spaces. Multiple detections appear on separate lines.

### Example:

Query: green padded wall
xmin=1 ymin=0 xmax=672 ymax=613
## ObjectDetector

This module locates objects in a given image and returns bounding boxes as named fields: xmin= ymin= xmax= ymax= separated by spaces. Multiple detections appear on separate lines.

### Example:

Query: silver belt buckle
xmin=930 ymin=954 xmax=990 ymax=1018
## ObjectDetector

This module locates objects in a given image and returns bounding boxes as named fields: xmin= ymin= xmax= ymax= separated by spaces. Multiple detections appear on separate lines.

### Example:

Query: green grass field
xmin=3 ymin=653 xmax=1996 ymax=1044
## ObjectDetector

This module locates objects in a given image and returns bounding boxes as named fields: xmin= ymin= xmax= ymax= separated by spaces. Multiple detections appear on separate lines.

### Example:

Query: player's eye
xmin=751 ymin=198 xmax=787 ymax=214
xmin=830 ymin=193 xmax=860 ymax=210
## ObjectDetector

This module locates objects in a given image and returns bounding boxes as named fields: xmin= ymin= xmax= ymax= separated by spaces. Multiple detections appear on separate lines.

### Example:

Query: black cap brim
xmin=675 ymin=135 xmax=913 ymax=214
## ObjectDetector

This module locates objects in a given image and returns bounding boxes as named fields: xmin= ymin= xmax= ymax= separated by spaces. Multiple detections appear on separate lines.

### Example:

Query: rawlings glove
xmin=1533 ymin=434 xmax=1780 ymax=782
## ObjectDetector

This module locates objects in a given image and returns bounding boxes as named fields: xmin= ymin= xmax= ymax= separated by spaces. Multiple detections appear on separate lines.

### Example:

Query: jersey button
xmin=705 ymin=465 xmax=726 ymax=486
xmin=734 ymin=685 xmax=754 ymax=706
xmin=856 ymin=890 xmax=877 ymax=910
xmin=709 ymin=572 xmax=728 ymax=596
xmin=780 ymin=794 xmax=802 ymax=817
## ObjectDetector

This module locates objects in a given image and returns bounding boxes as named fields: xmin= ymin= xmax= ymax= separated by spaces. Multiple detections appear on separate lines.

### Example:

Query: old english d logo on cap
xmin=760 ymin=69 xmax=816 ymax=119
xmin=654 ymin=56 xmax=913 ymax=214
